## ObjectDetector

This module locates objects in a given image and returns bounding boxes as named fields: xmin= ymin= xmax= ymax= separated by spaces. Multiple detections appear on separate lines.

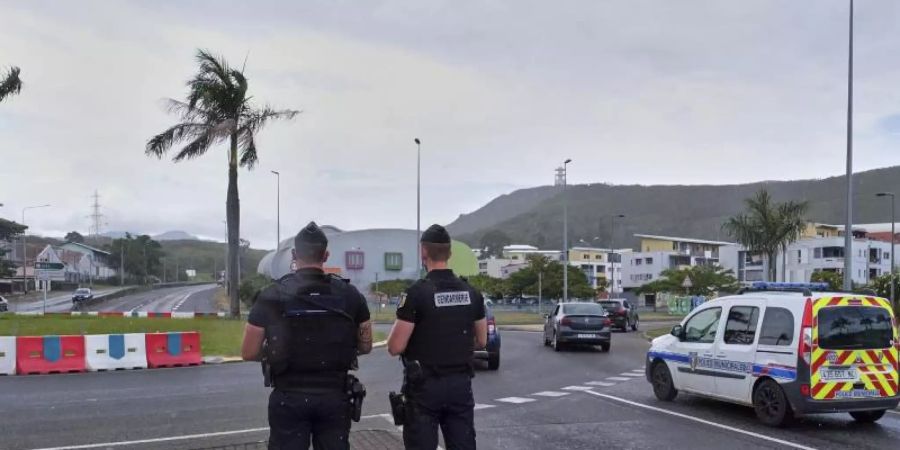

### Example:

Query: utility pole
xmin=415 ymin=138 xmax=422 ymax=279
xmin=271 ymin=170 xmax=280 ymax=251
xmin=559 ymin=159 xmax=572 ymax=302
xmin=119 ymin=243 xmax=124 ymax=286
xmin=843 ymin=0 xmax=855 ymax=291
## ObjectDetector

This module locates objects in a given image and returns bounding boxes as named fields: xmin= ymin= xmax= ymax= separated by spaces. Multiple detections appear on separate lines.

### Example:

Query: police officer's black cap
xmin=420 ymin=224 xmax=451 ymax=244
xmin=295 ymin=221 xmax=328 ymax=246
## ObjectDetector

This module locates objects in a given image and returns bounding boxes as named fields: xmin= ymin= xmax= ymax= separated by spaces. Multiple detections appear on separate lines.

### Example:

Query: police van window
xmin=723 ymin=306 xmax=759 ymax=345
xmin=683 ymin=307 xmax=721 ymax=343
xmin=818 ymin=306 xmax=893 ymax=350
xmin=758 ymin=307 xmax=794 ymax=346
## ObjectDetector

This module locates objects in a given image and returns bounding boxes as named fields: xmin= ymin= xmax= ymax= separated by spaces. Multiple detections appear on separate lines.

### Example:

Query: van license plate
xmin=819 ymin=368 xmax=858 ymax=381
xmin=577 ymin=334 xmax=596 ymax=338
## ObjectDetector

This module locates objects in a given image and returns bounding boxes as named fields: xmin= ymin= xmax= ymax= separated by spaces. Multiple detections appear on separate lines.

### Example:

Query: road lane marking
xmin=561 ymin=386 xmax=595 ymax=392
xmin=585 ymin=381 xmax=615 ymax=387
xmin=28 ymin=427 xmax=270 ymax=450
xmin=532 ymin=391 xmax=570 ymax=397
xmin=582 ymin=391 xmax=817 ymax=450
xmin=620 ymin=372 xmax=644 ymax=377
xmin=475 ymin=403 xmax=497 ymax=410
xmin=607 ymin=377 xmax=630 ymax=381
xmin=496 ymin=396 xmax=536 ymax=404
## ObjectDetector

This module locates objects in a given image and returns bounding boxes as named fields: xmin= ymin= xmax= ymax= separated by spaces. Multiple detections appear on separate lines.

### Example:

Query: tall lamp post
xmin=271 ymin=170 xmax=281 ymax=251
xmin=21 ymin=204 xmax=50 ymax=293
xmin=843 ymin=0 xmax=855 ymax=291
xmin=609 ymin=214 xmax=626 ymax=298
xmin=877 ymin=192 xmax=895 ymax=306
xmin=415 ymin=138 xmax=422 ymax=278
xmin=561 ymin=159 xmax=572 ymax=302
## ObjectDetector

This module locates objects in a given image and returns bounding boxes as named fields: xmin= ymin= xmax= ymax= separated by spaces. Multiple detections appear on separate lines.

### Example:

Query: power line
xmin=87 ymin=190 xmax=104 ymax=238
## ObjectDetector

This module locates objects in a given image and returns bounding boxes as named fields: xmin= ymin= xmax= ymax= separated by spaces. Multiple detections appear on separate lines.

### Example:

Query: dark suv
xmin=473 ymin=299 xmax=501 ymax=370
xmin=599 ymin=299 xmax=639 ymax=331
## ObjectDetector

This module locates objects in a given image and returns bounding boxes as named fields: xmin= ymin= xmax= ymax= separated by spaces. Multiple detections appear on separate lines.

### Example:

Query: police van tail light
xmin=799 ymin=298 xmax=813 ymax=366
xmin=800 ymin=384 xmax=811 ymax=397
xmin=487 ymin=317 xmax=496 ymax=334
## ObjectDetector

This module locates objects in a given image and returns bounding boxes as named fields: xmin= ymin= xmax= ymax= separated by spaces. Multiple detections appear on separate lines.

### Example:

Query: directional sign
xmin=35 ymin=262 xmax=64 ymax=270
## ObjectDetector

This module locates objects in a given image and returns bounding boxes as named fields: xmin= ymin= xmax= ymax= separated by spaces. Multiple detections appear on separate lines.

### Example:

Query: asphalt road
xmin=11 ymin=287 xmax=124 ymax=313
xmin=6 ymin=329 xmax=900 ymax=449
xmin=83 ymin=284 xmax=220 ymax=313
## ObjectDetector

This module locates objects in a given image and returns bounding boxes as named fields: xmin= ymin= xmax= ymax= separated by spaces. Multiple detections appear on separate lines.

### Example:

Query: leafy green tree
xmin=65 ymin=231 xmax=85 ymax=244
xmin=106 ymin=234 xmax=164 ymax=283
xmin=811 ymin=270 xmax=843 ymax=291
xmin=868 ymin=272 xmax=898 ymax=300
xmin=240 ymin=273 xmax=273 ymax=307
xmin=146 ymin=50 xmax=298 ymax=317
xmin=370 ymin=279 xmax=415 ymax=299
xmin=723 ymin=189 xmax=808 ymax=281
xmin=0 ymin=218 xmax=27 ymax=277
xmin=506 ymin=254 xmax=595 ymax=300
xmin=0 ymin=66 xmax=22 ymax=102
xmin=466 ymin=274 xmax=507 ymax=299
xmin=479 ymin=230 xmax=512 ymax=258
xmin=637 ymin=265 xmax=739 ymax=296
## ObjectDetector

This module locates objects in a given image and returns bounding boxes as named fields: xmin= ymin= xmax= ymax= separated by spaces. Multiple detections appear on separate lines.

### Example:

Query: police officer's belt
xmin=275 ymin=371 xmax=348 ymax=392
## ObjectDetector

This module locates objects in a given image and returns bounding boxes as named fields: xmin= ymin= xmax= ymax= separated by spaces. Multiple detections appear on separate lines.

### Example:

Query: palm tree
xmin=0 ymin=66 xmax=23 ymax=102
xmin=723 ymin=190 xmax=807 ymax=282
xmin=146 ymin=50 xmax=298 ymax=317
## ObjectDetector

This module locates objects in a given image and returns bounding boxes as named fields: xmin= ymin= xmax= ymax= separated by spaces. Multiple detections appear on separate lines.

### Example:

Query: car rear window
xmin=817 ymin=306 xmax=893 ymax=350
xmin=564 ymin=304 xmax=605 ymax=315
xmin=598 ymin=301 xmax=620 ymax=309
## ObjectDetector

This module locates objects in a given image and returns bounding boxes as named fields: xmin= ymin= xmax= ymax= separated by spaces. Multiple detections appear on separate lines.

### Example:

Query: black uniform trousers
xmin=268 ymin=388 xmax=351 ymax=450
xmin=403 ymin=372 xmax=476 ymax=450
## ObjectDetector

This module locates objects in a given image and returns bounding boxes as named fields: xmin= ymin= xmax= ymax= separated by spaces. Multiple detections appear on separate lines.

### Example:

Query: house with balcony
xmin=622 ymin=234 xmax=735 ymax=290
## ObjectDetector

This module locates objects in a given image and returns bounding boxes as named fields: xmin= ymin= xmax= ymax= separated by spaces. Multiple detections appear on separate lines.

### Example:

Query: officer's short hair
xmin=294 ymin=222 xmax=328 ymax=263
xmin=422 ymin=242 xmax=452 ymax=262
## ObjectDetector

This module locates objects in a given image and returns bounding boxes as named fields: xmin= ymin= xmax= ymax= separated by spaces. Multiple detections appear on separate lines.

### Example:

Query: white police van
xmin=646 ymin=282 xmax=900 ymax=426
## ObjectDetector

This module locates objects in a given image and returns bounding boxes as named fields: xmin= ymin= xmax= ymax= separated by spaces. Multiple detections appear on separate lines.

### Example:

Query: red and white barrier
xmin=146 ymin=332 xmax=202 ymax=368
xmin=85 ymin=334 xmax=148 ymax=371
xmin=16 ymin=335 xmax=87 ymax=375
xmin=0 ymin=336 xmax=15 ymax=375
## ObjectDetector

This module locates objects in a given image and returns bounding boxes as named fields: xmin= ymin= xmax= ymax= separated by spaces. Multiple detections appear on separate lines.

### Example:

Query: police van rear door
xmin=811 ymin=296 xmax=899 ymax=401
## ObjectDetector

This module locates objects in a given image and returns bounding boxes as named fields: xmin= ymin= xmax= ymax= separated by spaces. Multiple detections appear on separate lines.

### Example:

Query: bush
xmin=239 ymin=273 xmax=273 ymax=306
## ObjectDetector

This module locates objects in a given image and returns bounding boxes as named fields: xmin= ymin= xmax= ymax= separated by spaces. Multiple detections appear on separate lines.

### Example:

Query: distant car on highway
xmin=72 ymin=288 xmax=93 ymax=305
xmin=543 ymin=302 xmax=612 ymax=352
xmin=599 ymin=299 xmax=639 ymax=332
xmin=0 ymin=295 xmax=8 ymax=312
xmin=474 ymin=299 xmax=501 ymax=370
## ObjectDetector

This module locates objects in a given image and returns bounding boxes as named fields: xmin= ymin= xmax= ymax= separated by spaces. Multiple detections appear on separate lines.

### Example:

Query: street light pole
xmin=877 ymin=192 xmax=895 ymax=306
xmin=609 ymin=214 xmax=625 ymax=298
xmin=271 ymin=170 xmax=280 ymax=251
xmin=562 ymin=159 xmax=572 ymax=303
xmin=21 ymin=204 xmax=50 ymax=293
xmin=415 ymin=138 xmax=422 ymax=278
xmin=843 ymin=0 xmax=855 ymax=291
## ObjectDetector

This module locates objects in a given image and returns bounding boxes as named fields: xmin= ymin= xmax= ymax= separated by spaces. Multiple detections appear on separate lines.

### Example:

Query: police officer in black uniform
xmin=387 ymin=224 xmax=488 ymax=450
xmin=241 ymin=222 xmax=373 ymax=450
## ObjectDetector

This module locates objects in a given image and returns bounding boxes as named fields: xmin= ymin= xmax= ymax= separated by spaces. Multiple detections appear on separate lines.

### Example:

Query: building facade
xmin=622 ymin=235 xmax=734 ymax=289
xmin=257 ymin=227 xmax=478 ymax=296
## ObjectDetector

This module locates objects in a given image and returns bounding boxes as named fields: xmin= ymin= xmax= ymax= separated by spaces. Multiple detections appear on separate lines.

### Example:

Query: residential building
xmin=501 ymin=245 xmax=562 ymax=262
xmin=58 ymin=242 xmax=117 ymax=280
xmin=568 ymin=246 xmax=631 ymax=291
xmin=622 ymin=234 xmax=734 ymax=290
xmin=257 ymin=227 xmax=478 ymax=296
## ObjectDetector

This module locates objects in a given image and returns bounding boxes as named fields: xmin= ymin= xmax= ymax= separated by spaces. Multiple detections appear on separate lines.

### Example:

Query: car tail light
xmin=800 ymin=384 xmax=810 ymax=397
xmin=487 ymin=317 xmax=496 ymax=334
xmin=602 ymin=318 xmax=612 ymax=327
xmin=561 ymin=317 xmax=572 ymax=327
xmin=799 ymin=298 xmax=813 ymax=365
xmin=617 ymin=308 xmax=626 ymax=315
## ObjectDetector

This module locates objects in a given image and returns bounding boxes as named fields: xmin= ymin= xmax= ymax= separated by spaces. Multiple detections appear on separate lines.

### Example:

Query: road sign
xmin=35 ymin=262 xmax=64 ymax=270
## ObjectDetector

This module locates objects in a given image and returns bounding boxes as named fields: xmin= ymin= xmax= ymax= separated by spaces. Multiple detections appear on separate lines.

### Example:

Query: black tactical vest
xmin=404 ymin=275 xmax=476 ymax=369
xmin=263 ymin=273 xmax=358 ymax=387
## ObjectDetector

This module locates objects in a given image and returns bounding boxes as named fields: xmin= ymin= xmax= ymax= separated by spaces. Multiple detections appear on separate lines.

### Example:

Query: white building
xmin=621 ymin=235 xmax=734 ymax=289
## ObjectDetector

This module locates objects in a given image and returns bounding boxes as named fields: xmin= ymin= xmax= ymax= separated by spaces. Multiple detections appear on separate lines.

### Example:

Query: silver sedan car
xmin=543 ymin=302 xmax=612 ymax=352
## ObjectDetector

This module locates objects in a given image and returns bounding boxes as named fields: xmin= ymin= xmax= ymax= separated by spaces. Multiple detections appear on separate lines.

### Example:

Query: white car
xmin=646 ymin=282 xmax=900 ymax=427
xmin=0 ymin=295 xmax=7 ymax=312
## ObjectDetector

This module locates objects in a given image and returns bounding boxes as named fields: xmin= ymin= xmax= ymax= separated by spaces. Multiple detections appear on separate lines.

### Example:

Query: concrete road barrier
xmin=85 ymin=334 xmax=148 ymax=371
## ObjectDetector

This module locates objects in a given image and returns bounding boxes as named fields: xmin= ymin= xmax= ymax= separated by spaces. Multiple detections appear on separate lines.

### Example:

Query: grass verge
xmin=0 ymin=316 xmax=385 ymax=357
xmin=643 ymin=325 xmax=674 ymax=341
xmin=493 ymin=311 xmax=545 ymax=326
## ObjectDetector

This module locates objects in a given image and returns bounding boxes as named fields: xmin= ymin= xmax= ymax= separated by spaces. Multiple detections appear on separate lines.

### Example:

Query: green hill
xmin=448 ymin=166 xmax=900 ymax=250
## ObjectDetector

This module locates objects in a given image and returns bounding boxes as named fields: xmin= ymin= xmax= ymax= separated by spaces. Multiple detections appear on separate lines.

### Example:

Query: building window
xmin=384 ymin=252 xmax=403 ymax=271
xmin=635 ymin=259 xmax=643 ymax=266
xmin=583 ymin=254 xmax=589 ymax=260
xmin=814 ymin=248 xmax=822 ymax=259
xmin=595 ymin=254 xmax=602 ymax=260
xmin=346 ymin=251 xmax=364 ymax=270
xmin=645 ymin=258 xmax=653 ymax=265
xmin=511 ymin=255 xmax=519 ymax=260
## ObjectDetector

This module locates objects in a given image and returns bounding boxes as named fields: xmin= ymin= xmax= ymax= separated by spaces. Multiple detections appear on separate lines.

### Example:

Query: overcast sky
xmin=2 ymin=0 xmax=900 ymax=249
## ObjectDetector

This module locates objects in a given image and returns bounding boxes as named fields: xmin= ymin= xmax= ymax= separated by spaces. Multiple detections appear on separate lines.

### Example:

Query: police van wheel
xmin=651 ymin=362 xmax=677 ymax=401
xmin=849 ymin=409 xmax=886 ymax=423
xmin=753 ymin=379 xmax=794 ymax=427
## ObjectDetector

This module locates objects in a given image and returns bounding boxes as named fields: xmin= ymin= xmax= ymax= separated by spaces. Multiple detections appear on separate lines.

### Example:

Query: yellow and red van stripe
xmin=810 ymin=295 xmax=899 ymax=400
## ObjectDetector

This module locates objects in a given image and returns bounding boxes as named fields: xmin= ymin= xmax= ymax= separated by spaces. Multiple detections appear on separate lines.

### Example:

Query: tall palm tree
xmin=775 ymin=200 xmax=810 ymax=281
xmin=723 ymin=190 xmax=808 ymax=282
xmin=0 ymin=66 xmax=23 ymax=102
xmin=146 ymin=50 xmax=298 ymax=317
